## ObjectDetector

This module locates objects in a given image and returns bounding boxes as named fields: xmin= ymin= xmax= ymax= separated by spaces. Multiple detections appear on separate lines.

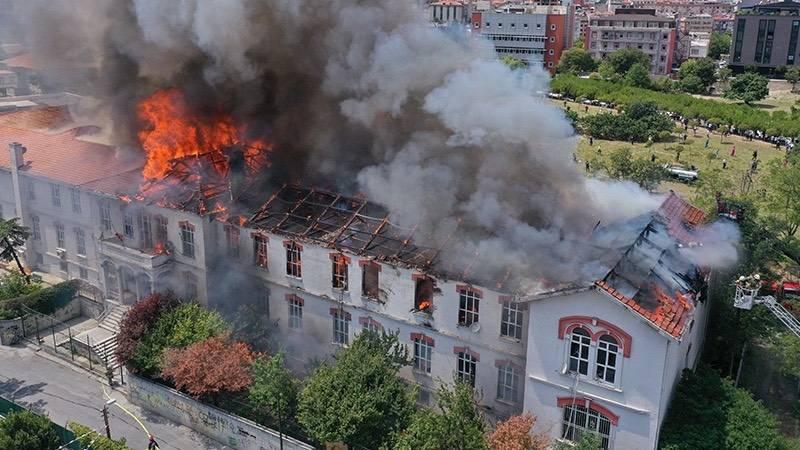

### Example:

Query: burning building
xmin=1 ymin=0 xmax=740 ymax=448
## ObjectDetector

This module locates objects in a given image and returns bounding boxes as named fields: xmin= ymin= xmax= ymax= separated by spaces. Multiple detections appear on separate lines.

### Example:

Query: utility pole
xmin=103 ymin=398 xmax=117 ymax=439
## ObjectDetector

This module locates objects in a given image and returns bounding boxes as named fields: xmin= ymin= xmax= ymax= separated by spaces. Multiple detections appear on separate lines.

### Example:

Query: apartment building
xmin=0 ymin=105 xmax=714 ymax=448
xmin=428 ymin=0 xmax=468 ymax=26
xmin=471 ymin=5 xmax=572 ymax=71
xmin=586 ymin=9 xmax=677 ymax=75
xmin=628 ymin=0 xmax=734 ymax=17
xmin=729 ymin=0 xmax=800 ymax=73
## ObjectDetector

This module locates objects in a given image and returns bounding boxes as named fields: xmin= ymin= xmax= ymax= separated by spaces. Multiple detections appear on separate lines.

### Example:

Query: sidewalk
xmin=0 ymin=343 xmax=226 ymax=450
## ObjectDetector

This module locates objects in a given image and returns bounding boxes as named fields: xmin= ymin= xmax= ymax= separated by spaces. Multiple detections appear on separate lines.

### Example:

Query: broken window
xmin=155 ymin=215 xmax=168 ymax=246
xmin=253 ymin=234 xmax=268 ymax=268
xmin=179 ymin=222 xmax=195 ymax=258
xmin=362 ymin=261 xmax=380 ymax=299
xmin=225 ymin=225 xmax=240 ymax=258
xmin=139 ymin=213 xmax=153 ymax=250
xmin=414 ymin=277 xmax=435 ymax=313
xmin=332 ymin=254 xmax=349 ymax=291
xmin=458 ymin=288 xmax=481 ymax=326
xmin=285 ymin=241 xmax=302 ymax=278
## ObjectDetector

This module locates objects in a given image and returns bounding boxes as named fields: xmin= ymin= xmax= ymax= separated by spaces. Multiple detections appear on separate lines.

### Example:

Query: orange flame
xmin=137 ymin=88 xmax=268 ymax=180
xmin=417 ymin=299 xmax=432 ymax=312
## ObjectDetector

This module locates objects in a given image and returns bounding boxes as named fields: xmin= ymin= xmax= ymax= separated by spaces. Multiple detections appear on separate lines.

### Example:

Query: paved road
xmin=0 ymin=344 xmax=226 ymax=450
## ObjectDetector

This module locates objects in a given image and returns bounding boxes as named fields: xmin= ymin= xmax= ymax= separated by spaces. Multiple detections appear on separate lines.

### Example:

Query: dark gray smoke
xmin=15 ymin=0 xmax=682 ymax=287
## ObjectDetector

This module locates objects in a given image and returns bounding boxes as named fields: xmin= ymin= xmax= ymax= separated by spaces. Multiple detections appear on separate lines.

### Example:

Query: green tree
xmin=725 ymin=72 xmax=769 ymax=104
xmin=774 ymin=333 xmax=800 ymax=378
xmin=678 ymin=58 xmax=717 ymax=94
xmin=659 ymin=366 xmax=781 ymax=450
xmin=0 ymin=218 xmax=30 ymax=280
xmin=394 ymin=381 xmax=487 ymax=450
xmin=600 ymin=147 xmax=665 ymax=191
xmin=68 ymin=422 xmax=131 ymax=450
xmin=692 ymin=168 xmax=735 ymax=213
xmin=762 ymin=155 xmax=800 ymax=238
xmin=786 ymin=66 xmax=800 ymax=93
xmin=249 ymin=353 xmax=300 ymax=440
xmin=0 ymin=270 xmax=41 ymax=301
xmin=297 ymin=331 xmax=414 ymax=449
xmin=604 ymin=48 xmax=651 ymax=76
xmin=557 ymin=46 xmax=597 ymax=74
xmin=624 ymin=63 xmax=651 ymax=88
xmin=0 ymin=409 xmax=61 ymax=450
xmin=131 ymin=302 xmax=227 ymax=376
xmin=709 ymin=32 xmax=732 ymax=60
xmin=500 ymin=56 xmax=526 ymax=70
xmin=581 ymin=101 xmax=673 ymax=142
xmin=553 ymin=433 xmax=603 ymax=450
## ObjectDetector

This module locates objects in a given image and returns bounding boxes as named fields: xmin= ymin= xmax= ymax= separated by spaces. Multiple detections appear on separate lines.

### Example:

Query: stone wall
xmin=128 ymin=375 xmax=314 ymax=450
xmin=0 ymin=292 xmax=103 ymax=346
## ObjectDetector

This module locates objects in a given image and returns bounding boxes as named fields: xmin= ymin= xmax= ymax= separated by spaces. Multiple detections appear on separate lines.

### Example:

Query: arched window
xmin=595 ymin=335 xmax=619 ymax=384
xmin=568 ymin=328 xmax=591 ymax=376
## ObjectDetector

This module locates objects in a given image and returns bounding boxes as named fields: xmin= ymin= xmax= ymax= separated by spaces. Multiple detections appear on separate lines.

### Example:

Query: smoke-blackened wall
xmin=13 ymin=0 xmax=716 ymax=285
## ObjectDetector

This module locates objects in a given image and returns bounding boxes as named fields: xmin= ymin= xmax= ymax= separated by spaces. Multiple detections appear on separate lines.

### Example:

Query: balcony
xmin=98 ymin=237 xmax=172 ymax=271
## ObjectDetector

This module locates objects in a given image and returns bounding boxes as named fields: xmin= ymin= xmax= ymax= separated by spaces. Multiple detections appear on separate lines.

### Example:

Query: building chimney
xmin=8 ymin=141 xmax=26 ymax=169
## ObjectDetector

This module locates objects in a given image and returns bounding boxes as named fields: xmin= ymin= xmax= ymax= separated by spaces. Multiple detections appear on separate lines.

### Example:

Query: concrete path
xmin=0 ymin=343 xmax=226 ymax=450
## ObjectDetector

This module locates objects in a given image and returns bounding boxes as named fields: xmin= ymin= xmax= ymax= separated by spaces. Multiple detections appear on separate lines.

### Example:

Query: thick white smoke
xmin=12 ymin=0 xmax=739 ymax=287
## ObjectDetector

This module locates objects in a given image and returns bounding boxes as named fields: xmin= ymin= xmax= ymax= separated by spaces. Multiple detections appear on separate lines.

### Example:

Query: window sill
xmin=361 ymin=296 xmax=384 ymax=304
xmin=412 ymin=369 xmax=432 ymax=377
xmin=499 ymin=335 xmax=522 ymax=344
xmin=495 ymin=398 xmax=519 ymax=407
xmin=561 ymin=369 xmax=623 ymax=393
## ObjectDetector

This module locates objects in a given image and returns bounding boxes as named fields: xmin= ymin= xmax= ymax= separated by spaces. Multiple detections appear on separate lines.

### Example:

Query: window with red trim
xmin=362 ymin=262 xmax=380 ymax=299
xmin=561 ymin=402 xmax=613 ymax=449
xmin=456 ymin=351 xmax=477 ymax=386
xmin=458 ymin=288 xmax=481 ymax=326
xmin=412 ymin=336 xmax=433 ymax=374
xmin=332 ymin=254 xmax=348 ymax=290
xmin=253 ymin=234 xmax=268 ymax=268
xmin=285 ymin=241 xmax=302 ymax=278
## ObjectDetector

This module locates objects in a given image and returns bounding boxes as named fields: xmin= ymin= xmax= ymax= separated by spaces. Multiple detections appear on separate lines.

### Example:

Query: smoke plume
xmin=12 ymin=0 xmax=736 ymax=288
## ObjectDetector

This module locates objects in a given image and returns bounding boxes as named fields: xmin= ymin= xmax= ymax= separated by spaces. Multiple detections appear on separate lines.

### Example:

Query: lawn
xmin=557 ymin=100 xmax=788 ymax=200
xmin=692 ymin=90 xmax=800 ymax=113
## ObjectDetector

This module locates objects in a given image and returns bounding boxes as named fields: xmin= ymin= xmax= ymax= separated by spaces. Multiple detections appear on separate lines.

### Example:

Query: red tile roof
xmin=0 ymin=53 xmax=40 ymax=71
xmin=656 ymin=191 xmax=706 ymax=243
xmin=0 ymin=108 xmax=142 ymax=195
xmin=595 ymin=280 xmax=693 ymax=338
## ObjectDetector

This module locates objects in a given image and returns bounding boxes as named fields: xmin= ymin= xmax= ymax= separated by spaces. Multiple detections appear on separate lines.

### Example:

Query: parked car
xmin=664 ymin=164 xmax=699 ymax=182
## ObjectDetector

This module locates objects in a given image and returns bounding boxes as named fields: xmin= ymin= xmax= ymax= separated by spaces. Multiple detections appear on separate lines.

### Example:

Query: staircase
xmin=92 ymin=302 xmax=129 ymax=370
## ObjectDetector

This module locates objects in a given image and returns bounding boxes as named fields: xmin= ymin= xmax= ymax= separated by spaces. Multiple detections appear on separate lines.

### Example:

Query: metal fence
xmin=0 ymin=396 xmax=81 ymax=449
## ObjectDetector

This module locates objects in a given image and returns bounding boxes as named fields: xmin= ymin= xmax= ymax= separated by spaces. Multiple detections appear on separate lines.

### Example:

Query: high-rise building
xmin=729 ymin=0 xmax=800 ymax=73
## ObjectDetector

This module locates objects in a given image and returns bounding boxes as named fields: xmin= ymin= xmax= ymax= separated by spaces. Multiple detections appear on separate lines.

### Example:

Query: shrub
xmin=488 ymin=413 xmax=548 ymax=450
xmin=131 ymin=302 xmax=227 ymax=376
xmin=116 ymin=292 xmax=179 ymax=370
xmin=0 ymin=280 xmax=77 ymax=320
xmin=0 ymin=409 xmax=61 ymax=450
xmin=162 ymin=334 xmax=254 ymax=402
xmin=68 ymin=422 xmax=131 ymax=450
xmin=581 ymin=101 xmax=673 ymax=142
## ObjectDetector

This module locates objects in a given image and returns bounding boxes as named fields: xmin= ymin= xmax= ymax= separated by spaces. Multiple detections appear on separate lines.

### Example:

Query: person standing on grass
xmin=753 ymin=149 xmax=758 ymax=160
xmin=722 ymin=159 xmax=727 ymax=169
xmin=651 ymin=153 xmax=656 ymax=162
xmin=705 ymin=136 xmax=710 ymax=148
xmin=589 ymin=136 xmax=594 ymax=146
xmin=730 ymin=145 xmax=736 ymax=157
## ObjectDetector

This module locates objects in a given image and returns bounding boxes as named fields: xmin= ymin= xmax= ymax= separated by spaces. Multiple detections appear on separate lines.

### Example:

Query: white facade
xmin=523 ymin=287 xmax=707 ymax=449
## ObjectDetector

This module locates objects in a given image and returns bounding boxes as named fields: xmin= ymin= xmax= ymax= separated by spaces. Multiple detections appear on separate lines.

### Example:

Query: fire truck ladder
xmin=734 ymin=284 xmax=800 ymax=338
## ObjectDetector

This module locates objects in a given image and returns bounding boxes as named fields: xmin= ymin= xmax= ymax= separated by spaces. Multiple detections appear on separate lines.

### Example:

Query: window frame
xmin=496 ymin=363 xmax=520 ymax=404
xmin=331 ymin=254 xmax=349 ymax=291
xmin=55 ymin=222 xmax=65 ymax=249
xmin=225 ymin=225 xmax=240 ymax=258
xmin=123 ymin=214 xmax=135 ymax=240
xmin=456 ymin=351 xmax=477 ymax=387
xmin=288 ymin=295 xmax=303 ymax=329
xmin=253 ymin=234 xmax=269 ymax=269
xmin=100 ymin=202 xmax=112 ymax=231
xmin=568 ymin=327 xmax=591 ymax=376
xmin=71 ymin=188 xmax=81 ymax=214
xmin=595 ymin=335 xmax=620 ymax=385
xmin=332 ymin=310 xmax=350 ymax=345
xmin=561 ymin=404 xmax=613 ymax=450
xmin=458 ymin=287 xmax=481 ymax=327
xmin=413 ymin=336 xmax=433 ymax=374
xmin=31 ymin=215 xmax=41 ymax=241
xmin=50 ymin=183 xmax=61 ymax=208
xmin=285 ymin=241 xmax=302 ymax=278
xmin=500 ymin=298 xmax=523 ymax=340
xmin=179 ymin=222 xmax=195 ymax=259
xmin=75 ymin=228 xmax=86 ymax=256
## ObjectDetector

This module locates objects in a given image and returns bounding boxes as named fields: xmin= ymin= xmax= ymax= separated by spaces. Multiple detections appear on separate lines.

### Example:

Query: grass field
xmin=692 ymin=90 xmax=800 ymax=113
xmin=557 ymin=100 xmax=789 ymax=200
